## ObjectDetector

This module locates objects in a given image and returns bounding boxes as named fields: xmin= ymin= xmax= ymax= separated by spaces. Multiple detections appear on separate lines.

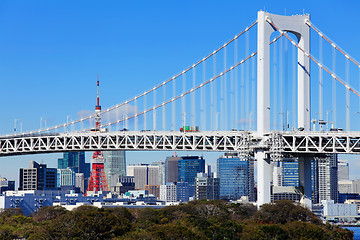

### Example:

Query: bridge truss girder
xmin=1 ymin=131 xmax=360 ymax=157
xmin=281 ymin=132 xmax=360 ymax=154
xmin=0 ymin=131 xmax=252 ymax=156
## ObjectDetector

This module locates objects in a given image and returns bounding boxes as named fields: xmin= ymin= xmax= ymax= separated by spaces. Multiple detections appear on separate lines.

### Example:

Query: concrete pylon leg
xmin=256 ymin=11 xmax=310 ymax=207
xmin=298 ymin=157 xmax=312 ymax=209
xmin=256 ymin=151 xmax=271 ymax=206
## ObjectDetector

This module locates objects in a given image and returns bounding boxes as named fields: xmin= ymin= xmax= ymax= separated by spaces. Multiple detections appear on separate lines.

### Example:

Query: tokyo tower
xmin=85 ymin=75 xmax=109 ymax=196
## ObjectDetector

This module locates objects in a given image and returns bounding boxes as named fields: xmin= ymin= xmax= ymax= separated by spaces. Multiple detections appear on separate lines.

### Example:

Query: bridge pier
xmin=256 ymin=151 xmax=272 ymax=206
xmin=298 ymin=157 xmax=312 ymax=209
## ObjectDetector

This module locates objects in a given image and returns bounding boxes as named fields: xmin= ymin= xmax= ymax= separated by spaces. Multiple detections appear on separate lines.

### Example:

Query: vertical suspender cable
xmin=292 ymin=44 xmax=296 ymax=129
xmin=192 ymin=67 xmax=196 ymax=127
xmin=211 ymin=60 xmax=214 ymax=130
xmin=116 ymin=107 xmax=119 ymax=131
xmin=240 ymin=46 xmax=245 ymax=130
xmin=153 ymin=90 xmax=156 ymax=130
xmin=279 ymin=37 xmax=284 ymax=130
xmin=284 ymin=35 xmax=289 ymax=130
xmin=251 ymin=51 xmax=256 ymax=131
xmin=319 ymin=35 xmax=323 ymax=129
xmin=144 ymin=94 xmax=147 ymax=130
xmin=332 ymin=46 xmax=336 ymax=127
xmin=202 ymin=62 xmax=206 ymax=130
xmin=172 ymin=76 xmax=176 ymax=131
xmin=213 ymin=54 xmax=217 ymax=130
xmin=182 ymin=73 xmax=186 ymax=128
xmin=220 ymin=51 xmax=224 ymax=130
xmin=346 ymin=58 xmax=350 ymax=131
xmin=125 ymin=106 xmax=128 ymax=130
xmin=163 ymin=84 xmax=166 ymax=131
xmin=235 ymin=38 xmax=239 ymax=130
xmin=224 ymin=46 xmax=227 ymax=130
xmin=135 ymin=99 xmax=138 ymax=131
xmin=230 ymin=54 xmax=234 ymax=129
xmin=105 ymin=114 xmax=109 ymax=131
xmin=273 ymin=41 xmax=278 ymax=129
xmin=245 ymin=31 xmax=250 ymax=130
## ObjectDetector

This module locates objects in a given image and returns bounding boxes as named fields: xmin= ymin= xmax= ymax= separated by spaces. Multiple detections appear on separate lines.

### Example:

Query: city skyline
xmin=2 ymin=1 xmax=360 ymax=181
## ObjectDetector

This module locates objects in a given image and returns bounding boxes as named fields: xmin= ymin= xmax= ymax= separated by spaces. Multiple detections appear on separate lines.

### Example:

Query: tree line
xmin=0 ymin=200 xmax=353 ymax=239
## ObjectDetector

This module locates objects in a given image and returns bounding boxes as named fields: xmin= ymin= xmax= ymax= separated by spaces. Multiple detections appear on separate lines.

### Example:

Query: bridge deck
xmin=2 ymin=130 xmax=360 ymax=157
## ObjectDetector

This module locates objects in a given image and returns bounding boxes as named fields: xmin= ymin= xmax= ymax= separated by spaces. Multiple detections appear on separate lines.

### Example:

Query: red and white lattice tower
xmin=85 ymin=75 xmax=109 ymax=196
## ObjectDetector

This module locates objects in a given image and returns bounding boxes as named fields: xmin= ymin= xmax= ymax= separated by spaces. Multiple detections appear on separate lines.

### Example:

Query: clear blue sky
xmin=1 ymin=0 xmax=360 ymax=182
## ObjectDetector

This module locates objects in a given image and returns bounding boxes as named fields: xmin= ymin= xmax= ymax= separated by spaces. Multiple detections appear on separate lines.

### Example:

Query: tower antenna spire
xmin=95 ymin=74 xmax=101 ymax=130
xmin=97 ymin=73 xmax=100 ymax=107
xmin=86 ymin=74 xmax=109 ymax=196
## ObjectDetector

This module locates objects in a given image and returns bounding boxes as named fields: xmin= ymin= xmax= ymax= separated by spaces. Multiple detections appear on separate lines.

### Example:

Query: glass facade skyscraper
xmin=103 ymin=151 xmax=126 ymax=187
xmin=217 ymin=153 xmax=254 ymax=201
xmin=178 ymin=156 xmax=205 ymax=185
xmin=58 ymin=152 xmax=88 ymax=177
xmin=58 ymin=152 xmax=89 ymax=193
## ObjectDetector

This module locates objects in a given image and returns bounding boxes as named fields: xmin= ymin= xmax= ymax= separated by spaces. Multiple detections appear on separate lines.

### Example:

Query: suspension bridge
xmin=2 ymin=11 xmax=360 ymax=206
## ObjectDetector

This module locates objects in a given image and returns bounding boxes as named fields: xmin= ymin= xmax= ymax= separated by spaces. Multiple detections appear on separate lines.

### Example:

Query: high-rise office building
xmin=195 ymin=173 xmax=220 ymax=200
xmin=178 ymin=156 xmax=205 ymax=185
xmin=315 ymin=154 xmax=338 ymax=203
xmin=151 ymin=161 xmax=165 ymax=185
xmin=165 ymin=156 xmax=180 ymax=183
xmin=57 ymin=168 xmax=75 ymax=187
xmin=217 ymin=153 xmax=255 ymax=201
xmin=338 ymin=160 xmax=349 ymax=181
xmin=58 ymin=152 xmax=90 ymax=190
xmin=127 ymin=164 xmax=160 ymax=189
xmin=103 ymin=151 xmax=126 ymax=187
xmin=58 ymin=152 xmax=86 ymax=173
xmin=19 ymin=161 xmax=57 ymax=191
xmin=148 ymin=165 xmax=160 ymax=185
xmin=127 ymin=164 xmax=147 ymax=189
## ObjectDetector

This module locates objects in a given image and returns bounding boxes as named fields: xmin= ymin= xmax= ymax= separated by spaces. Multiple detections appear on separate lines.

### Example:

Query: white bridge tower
xmin=256 ymin=11 xmax=311 ymax=207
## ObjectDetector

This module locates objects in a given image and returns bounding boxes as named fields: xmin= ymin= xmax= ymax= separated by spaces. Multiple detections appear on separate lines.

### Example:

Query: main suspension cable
xmin=29 ymin=21 xmax=258 ymax=134
xmin=307 ymin=21 xmax=360 ymax=68
xmin=98 ymin=33 xmax=285 ymax=129
xmin=267 ymin=18 xmax=360 ymax=98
